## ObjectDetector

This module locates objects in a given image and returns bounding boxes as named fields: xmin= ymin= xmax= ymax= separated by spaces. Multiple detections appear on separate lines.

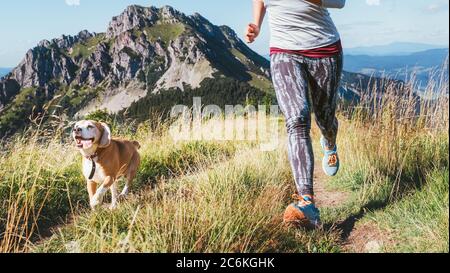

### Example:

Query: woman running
xmin=246 ymin=0 xmax=345 ymax=227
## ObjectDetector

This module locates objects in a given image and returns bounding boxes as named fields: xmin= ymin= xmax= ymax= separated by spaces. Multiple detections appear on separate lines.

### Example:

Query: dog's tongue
xmin=81 ymin=139 xmax=93 ymax=149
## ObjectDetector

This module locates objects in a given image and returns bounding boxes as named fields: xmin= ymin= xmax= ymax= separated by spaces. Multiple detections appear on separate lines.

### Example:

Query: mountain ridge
xmin=0 ymin=4 xmax=388 ymax=137
xmin=345 ymin=42 xmax=448 ymax=56
xmin=344 ymin=48 xmax=449 ymax=88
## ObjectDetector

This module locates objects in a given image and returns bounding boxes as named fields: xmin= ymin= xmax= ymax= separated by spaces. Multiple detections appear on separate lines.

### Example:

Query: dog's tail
xmin=132 ymin=141 xmax=141 ymax=149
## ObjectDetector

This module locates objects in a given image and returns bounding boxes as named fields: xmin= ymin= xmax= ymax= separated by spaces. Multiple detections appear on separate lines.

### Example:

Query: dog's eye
xmin=87 ymin=125 xmax=94 ymax=129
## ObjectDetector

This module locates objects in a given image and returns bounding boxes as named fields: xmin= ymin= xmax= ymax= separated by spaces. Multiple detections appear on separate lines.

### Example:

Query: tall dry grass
xmin=337 ymin=63 xmax=448 ymax=202
xmin=0 ymin=115 xmax=238 ymax=252
xmin=330 ymin=62 xmax=449 ymax=252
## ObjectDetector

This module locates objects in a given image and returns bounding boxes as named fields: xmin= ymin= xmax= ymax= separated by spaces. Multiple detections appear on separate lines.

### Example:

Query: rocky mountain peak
xmin=77 ymin=30 xmax=95 ymax=41
xmin=0 ymin=4 xmax=273 ymax=136
xmin=2 ymin=4 xmax=268 ymax=93
xmin=106 ymin=5 xmax=158 ymax=38
xmin=160 ymin=5 xmax=183 ymax=21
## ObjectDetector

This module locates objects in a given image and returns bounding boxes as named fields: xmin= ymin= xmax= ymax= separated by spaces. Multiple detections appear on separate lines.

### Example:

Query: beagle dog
xmin=73 ymin=120 xmax=141 ymax=210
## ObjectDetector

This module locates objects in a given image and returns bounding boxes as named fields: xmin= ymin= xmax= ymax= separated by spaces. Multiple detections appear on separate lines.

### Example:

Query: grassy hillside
xmin=0 ymin=75 xmax=448 ymax=253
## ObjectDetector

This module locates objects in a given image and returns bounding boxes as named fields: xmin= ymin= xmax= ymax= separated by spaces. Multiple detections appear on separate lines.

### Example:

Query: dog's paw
xmin=90 ymin=186 xmax=107 ymax=210
xmin=90 ymin=196 xmax=102 ymax=209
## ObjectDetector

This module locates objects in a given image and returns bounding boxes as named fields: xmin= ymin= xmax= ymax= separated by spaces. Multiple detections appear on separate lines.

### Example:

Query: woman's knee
xmin=286 ymin=116 xmax=311 ymax=139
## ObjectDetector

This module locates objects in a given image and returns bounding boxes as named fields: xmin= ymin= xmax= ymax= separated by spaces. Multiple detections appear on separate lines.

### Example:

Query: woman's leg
xmin=306 ymin=54 xmax=343 ymax=149
xmin=271 ymin=53 xmax=314 ymax=196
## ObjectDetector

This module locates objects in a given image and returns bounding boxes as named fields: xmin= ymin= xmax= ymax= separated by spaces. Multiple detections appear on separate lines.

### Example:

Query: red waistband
xmin=270 ymin=40 xmax=342 ymax=58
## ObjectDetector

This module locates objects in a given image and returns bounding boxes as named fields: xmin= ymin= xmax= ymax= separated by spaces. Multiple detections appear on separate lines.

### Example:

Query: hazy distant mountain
xmin=0 ymin=68 xmax=12 ymax=78
xmin=344 ymin=48 xmax=449 ymax=87
xmin=345 ymin=42 xmax=448 ymax=56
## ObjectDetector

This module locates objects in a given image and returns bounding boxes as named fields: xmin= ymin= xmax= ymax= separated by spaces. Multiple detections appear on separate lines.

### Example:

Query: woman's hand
xmin=245 ymin=23 xmax=260 ymax=43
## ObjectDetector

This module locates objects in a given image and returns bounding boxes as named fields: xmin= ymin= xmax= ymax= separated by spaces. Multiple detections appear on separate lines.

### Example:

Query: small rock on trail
xmin=344 ymin=223 xmax=391 ymax=253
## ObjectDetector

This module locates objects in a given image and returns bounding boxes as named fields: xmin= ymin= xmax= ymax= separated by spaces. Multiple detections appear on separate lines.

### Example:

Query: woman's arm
xmin=252 ymin=0 xmax=266 ymax=30
xmin=245 ymin=0 xmax=266 ymax=43
xmin=306 ymin=0 xmax=346 ymax=9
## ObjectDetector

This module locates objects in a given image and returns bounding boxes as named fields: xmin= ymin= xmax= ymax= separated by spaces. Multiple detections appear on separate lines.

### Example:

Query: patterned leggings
xmin=270 ymin=53 xmax=343 ymax=196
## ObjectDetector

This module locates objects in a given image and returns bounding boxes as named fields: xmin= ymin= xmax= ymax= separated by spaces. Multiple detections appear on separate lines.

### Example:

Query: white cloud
xmin=426 ymin=3 xmax=449 ymax=13
xmin=366 ymin=0 xmax=381 ymax=6
xmin=65 ymin=0 xmax=80 ymax=6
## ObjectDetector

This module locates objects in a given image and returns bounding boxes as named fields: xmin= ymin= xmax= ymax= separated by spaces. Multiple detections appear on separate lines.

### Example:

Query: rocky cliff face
xmin=0 ymin=5 xmax=271 ymax=117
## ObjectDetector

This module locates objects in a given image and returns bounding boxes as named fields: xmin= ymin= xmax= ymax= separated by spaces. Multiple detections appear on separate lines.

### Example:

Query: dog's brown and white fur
xmin=73 ymin=120 xmax=141 ymax=210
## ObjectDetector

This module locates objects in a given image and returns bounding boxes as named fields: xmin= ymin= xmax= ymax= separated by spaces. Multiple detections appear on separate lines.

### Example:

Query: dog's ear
xmin=98 ymin=122 xmax=111 ymax=148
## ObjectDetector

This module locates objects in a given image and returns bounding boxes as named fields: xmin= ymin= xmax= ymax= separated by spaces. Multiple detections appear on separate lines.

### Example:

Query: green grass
xmin=134 ymin=23 xmax=185 ymax=44
xmin=367 ymin=169 xmax=449 ymax=253
xmin=69 ymin=34 xmax=106 ymax=60
xmin=231 ymin=48 xmax=248 ymax=64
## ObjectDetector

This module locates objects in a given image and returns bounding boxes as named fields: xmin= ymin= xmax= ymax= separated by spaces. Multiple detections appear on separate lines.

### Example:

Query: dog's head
xmin=73 ymin=120 xmax=111 ymax=151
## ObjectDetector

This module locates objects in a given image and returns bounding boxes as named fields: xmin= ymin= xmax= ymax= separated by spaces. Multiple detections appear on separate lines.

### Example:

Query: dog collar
xmin=86 ymin=153 xmax=98 ymax=180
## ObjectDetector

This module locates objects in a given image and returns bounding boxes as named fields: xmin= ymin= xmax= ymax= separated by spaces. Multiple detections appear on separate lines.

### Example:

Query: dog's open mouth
xmin=75 ymin=136 xmax=95 ymax=149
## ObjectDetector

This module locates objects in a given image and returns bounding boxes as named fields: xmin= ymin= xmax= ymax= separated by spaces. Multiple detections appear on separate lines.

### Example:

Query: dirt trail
xmin=313 ymin=163 xmax=349 ymax=208
xmin=312 ymin=159 xmax=388 ymax=253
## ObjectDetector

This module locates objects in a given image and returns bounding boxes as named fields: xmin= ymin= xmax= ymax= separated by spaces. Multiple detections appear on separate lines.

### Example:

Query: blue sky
xmin=0 ymin=0 xmax=448 ymax=67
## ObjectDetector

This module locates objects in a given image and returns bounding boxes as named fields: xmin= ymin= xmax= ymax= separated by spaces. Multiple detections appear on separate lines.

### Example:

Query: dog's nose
xmin=73 ymin=127 xmax=82 ymax=133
